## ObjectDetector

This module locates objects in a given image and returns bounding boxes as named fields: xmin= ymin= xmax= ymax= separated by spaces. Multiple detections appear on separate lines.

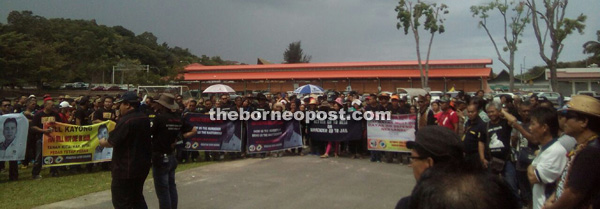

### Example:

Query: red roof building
xmin=183 ymin=59 xmax=493 ymax=93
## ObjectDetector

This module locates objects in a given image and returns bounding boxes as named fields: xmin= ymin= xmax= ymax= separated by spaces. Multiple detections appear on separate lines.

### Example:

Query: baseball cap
xmin=115 ymin=91 xmax=139 ymax=103
xmin=439 ymin=97 xmax=450 ymax=103
xmin=59 ymin=101 xmax=72 ymax=108
xmin=406 ymin=126 xmax=463 ymax=160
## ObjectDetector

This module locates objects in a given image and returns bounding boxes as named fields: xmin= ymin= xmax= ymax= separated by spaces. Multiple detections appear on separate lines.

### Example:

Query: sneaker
xmin=32 ymin=175 xmax=42 ymax=180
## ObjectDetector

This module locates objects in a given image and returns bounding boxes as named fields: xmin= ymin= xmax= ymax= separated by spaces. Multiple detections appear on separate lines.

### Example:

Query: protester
xmin=99 ymin=91 xmax=152 ymax=208
xmin=416 ymin=95 xmax=436 ymax=131
xmin=544 ymin=95 xmax=600 ymax=209
xmin=517 ymin=107 xmax=566 ymax=209
xmin=485 ymin=101 xmax=518 ymax=203
xmin=437 ymin=98 xmax=458 ymax=134
xmin=92 ymin=96 xmax=116 ymax=123
xmin=395 ymin=126 xmax=465 ymax=209
xmin=463 ymin=104 xmax=487 ymax=167
xmin=0 ymin=99 xmax=19 ymax=180
xmin=408 ymin=162 xmax=519 ymax=209
xmin=31 ymin=97 xmax=62 ymax=178
xmin=151 ymin=93 xmax=183 ymax=209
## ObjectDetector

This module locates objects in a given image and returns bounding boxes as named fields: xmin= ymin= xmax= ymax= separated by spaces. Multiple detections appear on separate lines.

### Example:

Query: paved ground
xmin=36 ymin=156 xmax=416 ymax=209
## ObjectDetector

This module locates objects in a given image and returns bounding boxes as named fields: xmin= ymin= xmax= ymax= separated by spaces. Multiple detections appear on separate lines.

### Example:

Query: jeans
xmin=502 ymin=161 xmax=520 ymax=205
xmin=152 ymin=154 xmax=178 ymax=209
xmin=32 ymin=139 xmax=58 ymax=176
xmin=111 ymin=177 xmax=148 ymax=209
xmin=516 ymin=169 xmax=532 ymax=203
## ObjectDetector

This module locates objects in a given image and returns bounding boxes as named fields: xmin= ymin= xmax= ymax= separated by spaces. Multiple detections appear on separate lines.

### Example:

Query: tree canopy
xmin=0 ymin=11 xmax=233 ymax=89
xmin=283 ymin=41 xmax=311 ymax=64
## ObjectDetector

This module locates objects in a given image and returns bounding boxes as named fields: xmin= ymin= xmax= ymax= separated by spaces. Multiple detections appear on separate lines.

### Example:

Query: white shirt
xmin=531 ymin=139 xmax=568 ymax=209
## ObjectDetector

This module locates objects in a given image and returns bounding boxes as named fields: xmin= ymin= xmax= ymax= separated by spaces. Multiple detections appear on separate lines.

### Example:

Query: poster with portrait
xmin=42 ymin=120 xmax=116 ymax=167
xmin=0 ymin=114 xmax=29 ymax=161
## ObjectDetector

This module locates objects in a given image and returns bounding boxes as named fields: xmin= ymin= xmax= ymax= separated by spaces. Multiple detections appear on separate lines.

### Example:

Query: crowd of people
xmin=1 ymin=88 xmax=599 ymax=209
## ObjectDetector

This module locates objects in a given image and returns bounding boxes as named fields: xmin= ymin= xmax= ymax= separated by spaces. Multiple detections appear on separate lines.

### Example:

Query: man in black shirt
xmin=463 ymin=104 xmax=487 ymax=167
xmin=92 ymin=96 xmax=116 ymax=123
xmin=255 ymin=93 xmax=271 ymax=112
xmin=99 ymin=92 xmax=152 ymax=209
xmin=31 ymin=98 xmax=62 ymax=178
xmin=486 ymin=102 xmax=518 ymax=203
xmin=73 ymin=97 xmax=91 ymax=126
xmin=151 ymin=93 xmax=184 ymax=209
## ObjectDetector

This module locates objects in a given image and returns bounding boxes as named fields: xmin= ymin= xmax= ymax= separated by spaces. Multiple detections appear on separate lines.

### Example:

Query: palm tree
xmin=583 ymin=30 xmax=600 ymax=58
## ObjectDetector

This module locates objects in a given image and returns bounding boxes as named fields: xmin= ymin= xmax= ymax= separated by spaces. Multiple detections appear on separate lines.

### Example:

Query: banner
xmin=183 ymin=113 xmax=242 ymax=152
xmin=42 ymin=121 xmax=116 ymax=167
xmin=0 ymin=114 xmax=29 ymax=161
xmin=308 ymin=119 xmax=363 ymax=141
xmin=246 ymin=119 xmax=302 ymax=153
xmin=367 ymin=114 xmax=416 ymax=152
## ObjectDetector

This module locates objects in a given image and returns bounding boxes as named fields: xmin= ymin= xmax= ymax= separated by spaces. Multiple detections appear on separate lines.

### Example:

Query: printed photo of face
xmin=2 ymin=119 xmax=18 ymax=146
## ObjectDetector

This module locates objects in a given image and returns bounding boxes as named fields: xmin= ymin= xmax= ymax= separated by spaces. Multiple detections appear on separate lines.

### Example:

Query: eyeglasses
xmin=409 ymin=156 xmax=428 ymax=160
xmin=2 ymin=104 xmax=10 ymax=107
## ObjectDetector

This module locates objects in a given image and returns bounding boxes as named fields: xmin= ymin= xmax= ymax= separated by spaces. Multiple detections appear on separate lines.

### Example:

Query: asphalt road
xmin=36 ymin=156 xmax=416 ymax=209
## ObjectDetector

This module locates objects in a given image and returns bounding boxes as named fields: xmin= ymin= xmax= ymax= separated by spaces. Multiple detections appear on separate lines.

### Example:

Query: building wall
xmin=187 ymin=78 xmax=487 ymax=94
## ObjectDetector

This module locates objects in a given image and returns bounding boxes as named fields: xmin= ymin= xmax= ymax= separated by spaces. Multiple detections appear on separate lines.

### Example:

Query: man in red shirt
xmin=438 ymin=98 xmax=459 ymax=134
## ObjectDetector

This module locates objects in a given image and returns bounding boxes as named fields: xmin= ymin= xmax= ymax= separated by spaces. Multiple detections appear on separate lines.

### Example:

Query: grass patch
xmin=0 ymin=161 xmax=214 ymax=209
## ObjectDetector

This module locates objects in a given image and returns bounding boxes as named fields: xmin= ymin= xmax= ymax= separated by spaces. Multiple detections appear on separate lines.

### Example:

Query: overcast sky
xmin=2 ymin=0 xmax=599 ymax=73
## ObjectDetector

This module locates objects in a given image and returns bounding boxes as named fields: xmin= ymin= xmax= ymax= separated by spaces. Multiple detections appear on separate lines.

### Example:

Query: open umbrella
xmin=203 ymin=84 xmax=235 ymax=93
xmin=293 ymin=84 xmax=324 ymax=94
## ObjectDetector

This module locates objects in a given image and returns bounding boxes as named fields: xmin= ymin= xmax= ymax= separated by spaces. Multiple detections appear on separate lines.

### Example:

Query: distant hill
xmin=0 ymin=11 xmax=235 ymax=89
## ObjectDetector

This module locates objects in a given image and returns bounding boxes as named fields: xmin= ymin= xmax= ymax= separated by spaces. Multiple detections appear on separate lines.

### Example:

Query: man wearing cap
xmin=151 ymin=93 xmax=183 ymax=209
xmin=99 ymin=91 xmax=152 ymax=209
xmin=390 ymin=95 xmax=408 ymax=114
xmin=395 ymin=126 xmax=464 ymax=209
xmin=543 ymin=95 xmax=600 ymax=209
xmin=438 ymin=98 xmax=459 ymax=134
xmin=255 ymin=93 xmax=271 ymax=112
xmin=73 ymin=96 xmax=92 ymax=126
xmin=378 ymin=93 xmax=392 ymax=111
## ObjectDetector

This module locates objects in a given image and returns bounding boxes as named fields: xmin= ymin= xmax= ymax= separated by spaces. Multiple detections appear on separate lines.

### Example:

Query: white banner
xmin=367 ymin=114 xmax=416 ymax=152
xmin=0 ymin=114 xmax=29 ymax=161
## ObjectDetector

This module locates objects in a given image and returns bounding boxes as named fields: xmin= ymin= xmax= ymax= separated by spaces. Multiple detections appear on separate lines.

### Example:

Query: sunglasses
xmin=2 ymin=104 xmax=10 ymax=107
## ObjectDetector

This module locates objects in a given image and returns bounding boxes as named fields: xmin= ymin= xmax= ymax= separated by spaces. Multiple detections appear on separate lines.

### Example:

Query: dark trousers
xmin=1 ymin=161 xmax=18 ymax=180
xmin=31 ymin=139 xmax=58 ymax=176
xmin=111 ymin=177 xmax=148 ymax=209
xmin=152 ymin=155 xmax=178 ymax=209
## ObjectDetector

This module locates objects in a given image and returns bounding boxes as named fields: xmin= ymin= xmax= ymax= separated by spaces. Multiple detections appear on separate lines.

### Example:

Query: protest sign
xmin=308 ymin=119 xmax=363 ymax=142
xmin=0 ymin=114 xmax=29 ymax=161
xmin=246 ymin=119 xmax=302 ymax=153
xmin=42 ymin=121 xmax=115 ymax=167
xmin=367 ymin=114 xmax=416 ymax=152
xmin=183 ymin=113 xmax=243 ymax=152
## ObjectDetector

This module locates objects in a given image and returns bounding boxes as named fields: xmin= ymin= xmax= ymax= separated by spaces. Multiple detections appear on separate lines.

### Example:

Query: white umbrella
xmin=203 ymin=84 xmax=235 ymax=93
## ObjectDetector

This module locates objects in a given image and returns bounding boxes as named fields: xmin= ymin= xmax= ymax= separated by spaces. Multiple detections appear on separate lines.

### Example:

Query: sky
xmin=1 ymin=0 xmax=599 ymax=73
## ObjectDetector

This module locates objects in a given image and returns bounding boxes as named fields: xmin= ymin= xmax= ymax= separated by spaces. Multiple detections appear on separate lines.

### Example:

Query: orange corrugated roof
xmin=185 ymin=59 xmax=493 ymax=72
xmin=184 ymin=68 xmax=492 ymax=81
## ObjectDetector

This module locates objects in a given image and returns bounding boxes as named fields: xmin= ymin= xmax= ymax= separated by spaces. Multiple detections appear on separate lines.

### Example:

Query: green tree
xmin=283 ymin=41 xmax=311 ymax=63
xmin=471 ymin=0 xmax=530 ymax=92
xmin=524 ymin=0 xmax=586 ymax=92
xmin=395 ymin=0 xmax=448 ymax=89
xmin=583 ymin=30 xmax=600 ymax=59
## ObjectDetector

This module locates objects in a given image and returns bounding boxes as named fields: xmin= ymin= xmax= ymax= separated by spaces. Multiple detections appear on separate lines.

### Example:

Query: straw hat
xmin=565 ymin=95 xmax=600 ymax=118
xmin=155 ymin=93 xmax=179 ymax=110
